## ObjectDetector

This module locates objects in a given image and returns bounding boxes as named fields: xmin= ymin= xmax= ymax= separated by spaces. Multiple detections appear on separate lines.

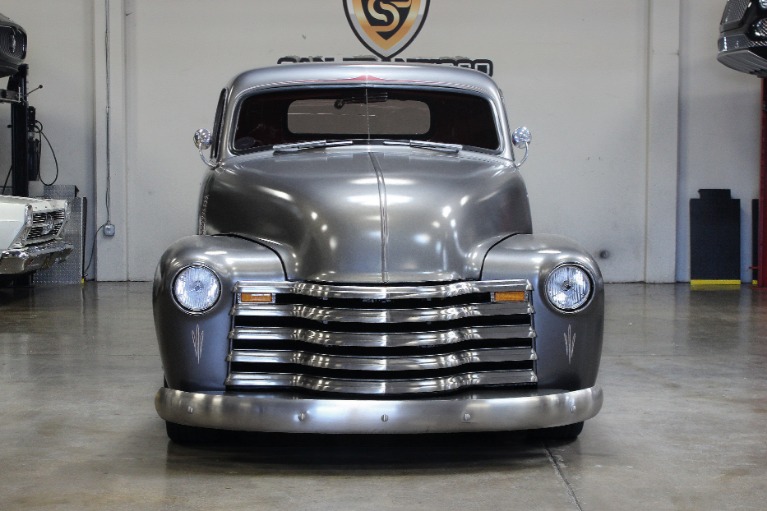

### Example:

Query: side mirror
xmin=511 ymin=126 xmax=532 ymax=168
xmin=511 ymin=126 xmax=532 ymax=149
xmin=193 ymin=128 xmax=217 ymax=169
xmin=193 ymin=128 xmax=212 ymax=151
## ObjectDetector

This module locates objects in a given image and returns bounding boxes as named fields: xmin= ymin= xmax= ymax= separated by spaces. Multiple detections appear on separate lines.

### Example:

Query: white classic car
xmin=0 ymin=195 xmax=72 ymax=275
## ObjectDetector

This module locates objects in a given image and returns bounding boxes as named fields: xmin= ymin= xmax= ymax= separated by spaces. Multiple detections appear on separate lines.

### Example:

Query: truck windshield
xmin=232 ymin=87 xmax=500 ymax=153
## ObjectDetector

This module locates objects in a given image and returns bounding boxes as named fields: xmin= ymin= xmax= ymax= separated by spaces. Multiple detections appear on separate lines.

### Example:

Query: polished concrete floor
xmin=0 ymin=282 xmax=765 ymax=510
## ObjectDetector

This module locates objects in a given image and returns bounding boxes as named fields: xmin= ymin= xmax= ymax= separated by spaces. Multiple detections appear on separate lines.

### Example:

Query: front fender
xmin=153 ymin=235 xmax=285 ymax=391
xmin=481 ymin=234 xmax=604 ymax=391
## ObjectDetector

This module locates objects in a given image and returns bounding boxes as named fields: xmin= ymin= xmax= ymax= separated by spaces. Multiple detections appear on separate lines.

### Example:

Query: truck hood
xmin=203 ymin=148 xmax=532 ymax=283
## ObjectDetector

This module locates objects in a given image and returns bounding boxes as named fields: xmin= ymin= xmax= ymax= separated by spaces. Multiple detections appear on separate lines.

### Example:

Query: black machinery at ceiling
xmin=1 ymin=12 xmax=35 ymax=198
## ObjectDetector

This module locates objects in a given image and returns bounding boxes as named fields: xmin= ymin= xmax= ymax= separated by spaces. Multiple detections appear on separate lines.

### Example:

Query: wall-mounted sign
xmin=343 ymin=0 xmax=430 ymax=59
xmin=277 ymin=55 xmax=494 ymax=76
xmin=278 ymin=0 xmax=494 ymax=75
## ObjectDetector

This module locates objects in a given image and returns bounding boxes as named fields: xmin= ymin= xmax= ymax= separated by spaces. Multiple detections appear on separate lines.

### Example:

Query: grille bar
xmin=236 ymin=279 xmax=531 ymax=300
xmin=226 ymin=369 xmax=537 ymax=395
xmin=231 ymin=324 xmax=534 ymax=348
xmin=228 ymin=346 xmax=536 ymax=371
xmin=233 ymin=302 xmax=531 ymax=323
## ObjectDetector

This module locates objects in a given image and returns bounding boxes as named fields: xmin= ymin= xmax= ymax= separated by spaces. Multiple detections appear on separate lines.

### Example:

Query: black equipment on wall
xmin=7 ymin=64 xmax=32 ymax=197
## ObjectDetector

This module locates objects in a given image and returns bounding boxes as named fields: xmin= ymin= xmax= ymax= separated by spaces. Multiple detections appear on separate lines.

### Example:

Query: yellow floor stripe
xmin=690 ymin=279 xmax=742 ymax=290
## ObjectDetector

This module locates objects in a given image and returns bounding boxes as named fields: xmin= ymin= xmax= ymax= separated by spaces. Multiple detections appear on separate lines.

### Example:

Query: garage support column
xmin=645 ymin=0 xmax=680 ymax=282
xmin=93 ymin=0 xmax=128 ymax=281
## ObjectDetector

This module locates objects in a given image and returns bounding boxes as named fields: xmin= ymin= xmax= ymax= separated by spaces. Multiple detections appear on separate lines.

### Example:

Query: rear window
xmin=233 ymin=87 xmax=500 ymax=152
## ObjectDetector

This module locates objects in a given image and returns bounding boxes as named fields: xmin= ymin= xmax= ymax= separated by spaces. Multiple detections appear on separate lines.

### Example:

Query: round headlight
xmin=173 ymin=265 xmax=221 ymax=312
xmin=545 ymin=264 xmax=593 ymax=312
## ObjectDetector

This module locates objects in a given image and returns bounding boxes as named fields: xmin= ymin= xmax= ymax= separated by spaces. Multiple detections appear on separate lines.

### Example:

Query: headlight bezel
xmin=171 ymin=264 xmax=222 ymax=314
xmin=543 ymin=263 xmax=595 ymax=313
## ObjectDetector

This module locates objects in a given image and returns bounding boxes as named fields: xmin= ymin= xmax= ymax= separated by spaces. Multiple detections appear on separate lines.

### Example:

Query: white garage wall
xmin=0 ymin=0 xmax=760 ymax=283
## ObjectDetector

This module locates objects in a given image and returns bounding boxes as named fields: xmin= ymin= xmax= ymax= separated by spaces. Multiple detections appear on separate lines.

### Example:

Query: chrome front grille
xmin=25 ymin=209 xmax=67 ymax=244
xmin=227 ymin=280 xmax=537 ymax=395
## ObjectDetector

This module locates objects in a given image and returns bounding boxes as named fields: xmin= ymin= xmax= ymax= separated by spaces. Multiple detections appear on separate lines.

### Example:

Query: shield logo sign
xmin=344 ymin=0 xmax=430 ymax=59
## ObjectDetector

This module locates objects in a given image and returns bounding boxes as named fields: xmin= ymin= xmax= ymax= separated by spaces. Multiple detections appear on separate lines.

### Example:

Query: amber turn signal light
xmin=493 ymin=291 xmax=526 ymax=303
xmin=240 ymin=293 xmax=274 ymax=304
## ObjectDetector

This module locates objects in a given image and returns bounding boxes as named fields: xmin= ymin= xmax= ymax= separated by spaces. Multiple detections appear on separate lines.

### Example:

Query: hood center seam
xmin=369 ymin=152 xmax=389 ymax=283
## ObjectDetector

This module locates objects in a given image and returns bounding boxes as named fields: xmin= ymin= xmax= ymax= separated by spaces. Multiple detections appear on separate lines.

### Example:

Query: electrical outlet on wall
xmin=104 ymin=223 xmax=116 ymax=237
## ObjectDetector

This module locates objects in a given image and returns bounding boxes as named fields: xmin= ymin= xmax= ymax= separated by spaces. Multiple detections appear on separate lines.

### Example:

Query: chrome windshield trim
xmin=228 ymin=347 xmax=536 ymax=371
xmin=155 ymin=386 xmax=603 ymax=434
xmin=225 ymin=369 xmax=537 ymax=394
xmin=235 ymin=279 xmax=531 ymax=301
xmin=231 ymin=324 xmax=535 ymax=348
xmin=232 ymin=302 xmax=532 ymax=323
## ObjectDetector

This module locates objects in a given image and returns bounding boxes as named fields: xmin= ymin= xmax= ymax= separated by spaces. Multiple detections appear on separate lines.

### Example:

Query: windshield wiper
xmin=383 ymin=140 xmax=463 ymax=153
xmin=273 ymin=140 xmax=353 ymax=153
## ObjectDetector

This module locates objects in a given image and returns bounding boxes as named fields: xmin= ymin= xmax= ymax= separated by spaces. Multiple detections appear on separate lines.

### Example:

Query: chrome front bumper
xmin=155 ymin=386 xmax=602 ymax=434
xmin=0 ymin=240 xmax=73 ymax=275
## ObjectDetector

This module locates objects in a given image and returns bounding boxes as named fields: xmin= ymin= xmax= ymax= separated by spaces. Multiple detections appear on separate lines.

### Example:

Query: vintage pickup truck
xmin=153 ymin=63 xmax=604 ymax=443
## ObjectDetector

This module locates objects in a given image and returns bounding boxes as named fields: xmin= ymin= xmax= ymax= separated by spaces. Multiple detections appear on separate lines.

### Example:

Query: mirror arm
xmin=197 ymin=147 xmax=218 ymax=169
xmin=511 ymin=142 xmax=530 ymax=169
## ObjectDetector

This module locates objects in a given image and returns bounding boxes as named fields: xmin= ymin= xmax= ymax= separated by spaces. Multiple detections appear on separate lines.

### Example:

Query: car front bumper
xmin=155 ymin=385 xmax=603 ymax=434
xmin=0 ymin=240 xmax=73 ymax=275
xmin=718 ymin=34 xmax=767 ymax=76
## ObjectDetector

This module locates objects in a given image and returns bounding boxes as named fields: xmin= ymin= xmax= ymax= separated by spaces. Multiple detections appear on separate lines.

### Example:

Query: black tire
xmin=165 ymin=421 xmax=224 ymax=444
xmin=532 ymin=421 xmax=584 ymax=441
xmin=166 ymin=421 xmax=201 ymax=444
